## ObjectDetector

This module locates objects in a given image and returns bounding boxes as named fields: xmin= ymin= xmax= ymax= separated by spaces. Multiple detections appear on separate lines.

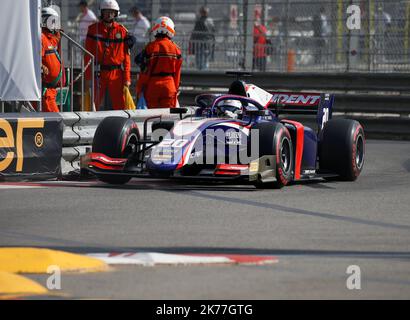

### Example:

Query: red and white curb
xmin=87 ymin=253 xmax=278 ymax=267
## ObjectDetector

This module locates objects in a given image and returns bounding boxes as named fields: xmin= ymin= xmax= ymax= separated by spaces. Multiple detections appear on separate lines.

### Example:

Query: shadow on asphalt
xmin=2 ymin=243 xmax=409 ymax=261
xmin=61 ymin=175 xmax=337 ymax=192
xmin=403 ymin=159 xmax=410 ymax=172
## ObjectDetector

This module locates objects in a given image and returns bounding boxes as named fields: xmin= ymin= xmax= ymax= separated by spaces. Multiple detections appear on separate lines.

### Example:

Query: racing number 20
xmin=0 ymin=118 xmax=45 ymax=172
xmin=160 ymin=139 xmax=188 ymax=148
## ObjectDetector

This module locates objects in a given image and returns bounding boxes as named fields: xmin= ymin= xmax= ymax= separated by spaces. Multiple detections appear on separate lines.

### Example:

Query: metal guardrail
xmin=60 ymin=109 xmax=181 ymax=174
xmin=69 ymin=69 xmax=410 ymax=116
xmin=178 ymin=90 xmax=410 ymax=116
xmin=71 ymin=69 xmax=410 ymax=92
xmin=283 ymin=115 xmax=410 ymax=141
xmin=179 ymin=71 xmax=410 ymax=93
xmin=177 ymin=71 xmax=410 ymax=116
xmin=61 ymin=109 xmax=176 ymax=147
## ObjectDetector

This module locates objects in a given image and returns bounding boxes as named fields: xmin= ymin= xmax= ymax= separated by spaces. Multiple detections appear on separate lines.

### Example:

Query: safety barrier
xmin=67 ymin=69 xmax=408 ymax=93
xmin=283 ymin=114 xmax=410 ymax=141
xmin=60 ymin=109 xmax=181 ymax=174
xmin=69 ymin=69 xmax=410 ymax=116
xmin=178 ymin=90 xmax=410 ymax=116
xmin=179 ymin=71 xmax=410 ymax=93
xmin=0 ymin=113 xmax=63 ymax=180
xmin=177 ymin=71 xmax=410 ymax=116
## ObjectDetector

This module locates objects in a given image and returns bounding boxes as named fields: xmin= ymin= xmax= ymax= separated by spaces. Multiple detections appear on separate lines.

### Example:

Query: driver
xmin=216 ymin=99 xmax=242 ymax=119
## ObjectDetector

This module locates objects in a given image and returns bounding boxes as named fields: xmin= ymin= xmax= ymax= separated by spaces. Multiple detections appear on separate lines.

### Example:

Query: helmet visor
xmin=101 ymin=9 xmax=117 ymax=21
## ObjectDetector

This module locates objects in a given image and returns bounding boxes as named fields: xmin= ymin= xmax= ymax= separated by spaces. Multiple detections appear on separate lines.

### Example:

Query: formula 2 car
xmin=81 ymin=79 xmax=365 ymax=188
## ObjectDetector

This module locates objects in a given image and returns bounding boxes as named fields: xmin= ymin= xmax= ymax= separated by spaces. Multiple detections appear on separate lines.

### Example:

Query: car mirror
xmin=170 ymin=107 xmax=188 ymax=120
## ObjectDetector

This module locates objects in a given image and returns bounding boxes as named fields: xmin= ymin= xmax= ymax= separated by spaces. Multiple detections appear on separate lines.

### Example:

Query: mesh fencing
xmin=45 ymin=0 xmax=410 ymax=73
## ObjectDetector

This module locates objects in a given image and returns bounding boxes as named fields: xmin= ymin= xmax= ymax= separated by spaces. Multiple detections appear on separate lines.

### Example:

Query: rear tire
xmin=251 ymin=122 xmax=294 ymax=188
xmin=319 ymin=119 xmax=365 ymax=181
xmin=92 ymin=117 xmax=140 ymax=185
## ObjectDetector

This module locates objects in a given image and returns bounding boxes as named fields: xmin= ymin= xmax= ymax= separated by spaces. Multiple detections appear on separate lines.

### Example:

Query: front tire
xmin=252 ymin=122 xmax=294 ymax=188
xmin=92 ymin=117 xmax=140 ymax=185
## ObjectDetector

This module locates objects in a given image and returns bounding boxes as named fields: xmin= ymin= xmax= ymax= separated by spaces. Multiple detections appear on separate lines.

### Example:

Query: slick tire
xmin=92 ymin=117 xmax=140 ymax=185
xmin=251 ymin=122 xmax=294 ymax=189
xmin=319 ymin=119 xmax=365 ymax=181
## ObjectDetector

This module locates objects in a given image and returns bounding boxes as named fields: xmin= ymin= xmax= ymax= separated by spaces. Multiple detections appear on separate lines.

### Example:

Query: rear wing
xmin=269 ymin=92 xmax=335 ymax=130
xmin=243 ymin=84 xmax=334 ymax=130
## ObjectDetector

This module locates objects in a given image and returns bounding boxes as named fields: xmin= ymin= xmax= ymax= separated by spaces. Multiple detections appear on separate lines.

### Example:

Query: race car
xmin=80 ymin=79 xmax=365 ymax=188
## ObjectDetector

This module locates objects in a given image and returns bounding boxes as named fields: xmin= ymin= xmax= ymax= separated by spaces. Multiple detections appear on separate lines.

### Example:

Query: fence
xmin=43 ymin=0 xmax=410 ymax=73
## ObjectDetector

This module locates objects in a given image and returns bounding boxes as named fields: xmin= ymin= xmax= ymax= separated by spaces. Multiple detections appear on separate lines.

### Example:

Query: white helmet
xmin=221 ymin=99 xmax=242 ymax=110
xmin=217 ymin=99 xmax=243 ymax=118
xmin=41 ymin=7 xmax=60 ymax=30
xmin=100 ymin=0 xmax=120 ymax=17
xmin=151 ymin=16 xmax=175 ymax=38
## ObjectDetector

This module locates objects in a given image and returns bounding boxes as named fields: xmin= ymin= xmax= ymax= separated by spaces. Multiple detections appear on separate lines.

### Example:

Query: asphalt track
xmin=1 ymin=139 xmax=409 ymax=299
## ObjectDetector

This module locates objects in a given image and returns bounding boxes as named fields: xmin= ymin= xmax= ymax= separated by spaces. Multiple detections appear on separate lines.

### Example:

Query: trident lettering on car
xmin=271 ymin=94 xmax=321 ymax=106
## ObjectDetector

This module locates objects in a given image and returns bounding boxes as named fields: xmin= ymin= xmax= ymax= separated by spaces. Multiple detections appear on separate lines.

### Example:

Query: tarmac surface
xmin=1 ymin=139 xmax=409 ymax=299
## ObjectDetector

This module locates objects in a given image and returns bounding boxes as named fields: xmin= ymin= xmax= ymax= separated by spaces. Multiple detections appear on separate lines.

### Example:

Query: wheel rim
xmin=281 ymin=137 xmax=291 ymax=173
xmin=123 ymin=133 xmax=139 ymax=158
xmin=355 ymin=134 xmax=364 ymax=170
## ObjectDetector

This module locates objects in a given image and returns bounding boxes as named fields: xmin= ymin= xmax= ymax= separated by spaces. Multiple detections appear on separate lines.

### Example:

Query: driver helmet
xmin=217 ymin=99 xmax=242 ymax=118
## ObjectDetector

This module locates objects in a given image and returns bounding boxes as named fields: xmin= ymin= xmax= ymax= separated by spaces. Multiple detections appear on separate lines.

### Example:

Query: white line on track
xmin=0 ymin=180 xmax=255 ymax=190
xmin=0 ymin=183 xmax=46 ymax=189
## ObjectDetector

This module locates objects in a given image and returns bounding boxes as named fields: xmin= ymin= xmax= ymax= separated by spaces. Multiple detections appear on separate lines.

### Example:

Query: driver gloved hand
xmin=224 ymin=110 xmax=238 ymax=119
